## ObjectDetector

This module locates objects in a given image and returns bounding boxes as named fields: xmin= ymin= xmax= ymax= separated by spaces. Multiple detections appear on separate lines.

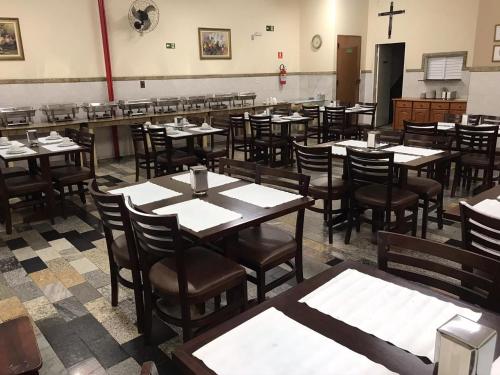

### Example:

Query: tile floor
xmin=0 ymin=156 xmax=468 ymax=374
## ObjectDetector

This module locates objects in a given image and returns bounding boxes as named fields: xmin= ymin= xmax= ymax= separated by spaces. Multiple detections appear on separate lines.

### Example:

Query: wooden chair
xmin=355 ymin=102 xmax=377 ymax=139
xmin=403 ymin=120 xmax=438 ymax=135
xmin=194 ymin=116 xmax=230 ymax=171
xmin=482 ymin=115 xmax=500 ymax=126
xmin=272 ymin=105 xmax=291 ymax=116
xmin=51 ymin=130 xmax=95 ymax=217
xmin=345 ymin=148 xmax=419 ymax=244
xmin=460 ymin=202 xmax=500 ymax=260
xmin=377 ymin=231 xmax=500 ymax=313
xmin=302 ymin=105 xmax=322 ymax=144
xmin=125 ymin=198 xmax=247 ymax=342
xmin=229 ymin=165 xmax=310 ymax=303
xmin=0 ymin=165 xmax=54 ymax=234
xmin=324 ymin=106 xmax=356 ymax=141
xmin=218 ymin=157 xmax=257 ymax=182
xmin=130 ymin=124 xmax=154 ymax=181
xmin=148 ymin=127 xmax=198 ymax=176
xmin=88 ymin=180 xmax=144 ymax=333
xmin=451 ymin=124 xmax=500 ymax=197
xmin=294 ymin=142 xmax=347 ymax=244
xmin=48 ymin=127 xmax=80 ymax=170
xmin=363 ymin=129 xmax=404 ymax=145
xmin=229 ymin=114 xmax=250 ymax=161
xmin=249 ymin=115 xmax=287 ymax=166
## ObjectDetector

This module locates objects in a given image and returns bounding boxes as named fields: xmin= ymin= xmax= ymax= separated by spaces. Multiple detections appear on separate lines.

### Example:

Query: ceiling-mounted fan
xmin=128 ymin=0 xmax=159 ymax=35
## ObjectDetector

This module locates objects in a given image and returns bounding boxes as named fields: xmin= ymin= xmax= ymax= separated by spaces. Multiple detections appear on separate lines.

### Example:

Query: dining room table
xmin=172 ymin=260 xmax=500 ymax=375
xmin=444 ymin=184 xmax=500 ymax=222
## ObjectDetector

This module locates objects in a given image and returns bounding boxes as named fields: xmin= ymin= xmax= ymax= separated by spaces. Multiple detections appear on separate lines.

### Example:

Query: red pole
xmin=97 ymin=0 xmax=120 ymax=159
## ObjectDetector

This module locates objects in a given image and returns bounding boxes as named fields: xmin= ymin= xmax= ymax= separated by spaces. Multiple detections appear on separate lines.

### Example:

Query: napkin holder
xmin=435 ymin=315 xmax=497 ymax=375
xmin=190 ymin=166 xmax=208 ymax=196
xmin=462 ymin=114 xmax=469 ymax=125
xmin=367 ymin=131 xmax=381 ymax=149
xmin=26 ymin=129 xmax=38 ymax=146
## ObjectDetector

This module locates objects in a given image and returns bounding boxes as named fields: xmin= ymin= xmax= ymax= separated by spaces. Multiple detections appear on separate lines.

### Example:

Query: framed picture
xmin=0 ymin=18 xmax=24 ymax=60
xmin=493 ymin=46 xmax=500 ymax=62
xmin=495 ymin=25 xmax=500 ymax=42
xmin=198 ymin=28 xmax=231 ymax=60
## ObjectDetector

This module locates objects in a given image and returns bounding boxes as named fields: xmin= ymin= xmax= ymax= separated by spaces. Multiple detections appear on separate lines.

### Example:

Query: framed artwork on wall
xmin=198 ymin=28 xmax=232 ymax=60
xmin=495 ymin=25 xmax=500 ymax=42
xmin=0 ymin=18 xmax=24 ymax=61
xmin=493 ymin=46 xmax=500 ymax=62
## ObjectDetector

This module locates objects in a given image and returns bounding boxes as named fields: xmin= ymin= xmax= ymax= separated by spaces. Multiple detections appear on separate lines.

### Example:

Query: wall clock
xmin=311 ymin=34 xmax=322 ymax=50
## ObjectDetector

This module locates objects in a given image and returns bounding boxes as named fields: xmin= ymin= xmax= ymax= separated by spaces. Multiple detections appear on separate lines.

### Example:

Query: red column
xmin=97 ymin=0 xmax=120 ymax=159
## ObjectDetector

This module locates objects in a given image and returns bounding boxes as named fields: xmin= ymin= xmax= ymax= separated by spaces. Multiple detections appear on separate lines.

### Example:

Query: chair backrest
xmin=377 ymin=231 xmax=500 ymax=312
xmin=77 ymin=130 xmax=95 ymax=176
xmin=187 ymin=116 xmax=205 ymax=126
xmin=324 ymin=106 xmax=346 ymax=129
xmin=148 ymin=127 xmax=170 ymax=154
xmin=88 ymin=180 xmax=139 ymax=265
xmin=482 ymin=115 xmax=500 ymax=126
xmin=210 ymin=116 xmax=230 ymax=151
xmin=403 ymin=120 xmax=438 ymax=135
xmin=455 ymin=125 xmax=498 ymax=162
xmin=273 ymin=105 xmax=291 ymax=116
xmin=403 ymin=133 xmax=452 ymax=150
xmin=301 ymin=105 xmax=320 ymax=120
xmin=229 ymin=114 xmax=247 ymax=143
xmin=64 ymin=127 xmax=80 ymax=142
xmin=294 ymin=142 xmax=333 ymax=192
xmin=443 ymin=113 xmax=462 ymax=124
xmin=363 ymin=129 xmax=403 ymax=145
xmin=357 ymin=102 xmax=377 ymax=126
xmin=460 ymin=202 xmax=500 ymax=261
xmin=218 ymin=158 xmax=257 ymax=181
xmin=249 ymin=115 xmax=273 ymax=140
xmin=130 ymin=124 xmax=150 ymax=157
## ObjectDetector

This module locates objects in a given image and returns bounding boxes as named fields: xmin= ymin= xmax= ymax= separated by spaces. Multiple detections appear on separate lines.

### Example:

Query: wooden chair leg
xmin=143 ymin=284 xmax=154 ymax=344
xmin=327 ymin=200 xmax=333 ymax=244
xmin=181 ymin=302 xmax=193 ymax=342
xmin=110 ymin=263 xmax=119 ymax=307
xmin=135 ymin=159 xmax=140 ymax=182
xmin=256 ymin=269 xmax=266 ymax=303
xmin=131 ymin=269 xmax=145 ymax=334
xmin=421 ymin=197 xmax=429 ymax=239
xmin=451 ymin=162 xmax=461 ymax=197
xmin=77 ymin=183 xmax=86 ymax=204
xmin=4 ymin=204 xmax=12 ymax=235
xmin=411 ymin=205 xmax=419 ymax=237
xmin=344 ymin=203 xmax=354 ymax=244
xmin=437 ymin=192 xmax=444 ymax=229
xmin=295 ymin=251 xmax=304 ymax=283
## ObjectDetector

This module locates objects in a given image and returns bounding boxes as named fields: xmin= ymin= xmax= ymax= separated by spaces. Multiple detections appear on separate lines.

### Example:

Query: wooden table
xmin=444 ymin=185 xmax=500 ymax=222
xmin=0 ymin=316 xmax=42 ymax=375
xmin=173 ymin=261 xmax=500 ymax=375
xmin=139 ymin=173 xmax=314 ymax=243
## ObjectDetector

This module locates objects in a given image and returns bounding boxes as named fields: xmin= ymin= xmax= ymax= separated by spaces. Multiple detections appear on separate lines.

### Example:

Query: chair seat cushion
xmin=461 ymin=153 xmax=500 ymax=168
xmin=51 ymin=166 xmax=92 ymax=184
xmin=5 ymin=175 xmax=50 ymax=196
xmin=254 ymin=137 xmax=288 ymax=147
xmin=309 ymin=175 xmax=347 ymax=199
xmin=405 ymin=177 xmax=442 ymax=197
xmin=290 ymin=133 xmax=307 ymax=142
xmin=355 ymin=184 xmax=419 ymax=208
xmin=1 ymin=166 xmax=27 ymax=178
xmin=149 ymin=246 xmax=245 ymax=299
xmin=232 ymin=224 xmax=296 ymax=268
xmin=111 ymin=234 xmax=131 ymax=268
xmin=158 ymin=151 xmax=198 ymax=167
xmin=194 ymin=147 xmax=228 ymax=160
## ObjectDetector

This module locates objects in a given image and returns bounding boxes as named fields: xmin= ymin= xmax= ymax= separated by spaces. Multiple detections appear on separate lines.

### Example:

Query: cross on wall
xmin=378 ymin=1 xmax=405 ymax=39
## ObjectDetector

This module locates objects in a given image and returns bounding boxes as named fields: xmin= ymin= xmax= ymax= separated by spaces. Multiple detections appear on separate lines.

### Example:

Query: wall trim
xmin=361 ymin=69 xmax=373 ymax=74
xmin=469 ymin=66 xmax=500 ymax=72
xmin=0 ymin=71 xmax=337 ymax=85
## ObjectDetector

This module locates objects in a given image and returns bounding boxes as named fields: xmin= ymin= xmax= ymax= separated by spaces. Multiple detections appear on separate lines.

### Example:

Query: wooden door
xmin=337 ymin=35 xmax=361 ymax=105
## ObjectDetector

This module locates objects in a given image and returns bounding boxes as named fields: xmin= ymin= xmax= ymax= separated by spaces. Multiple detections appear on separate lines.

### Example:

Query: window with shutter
xmin=424 ymin=54 xmax=464 ymax=80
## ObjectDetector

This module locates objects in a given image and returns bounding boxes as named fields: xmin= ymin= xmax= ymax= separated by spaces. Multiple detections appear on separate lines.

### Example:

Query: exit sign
xmin=266 ymin=25 xmax=275 ymax=32
xmin=165 ymin=43 xmax=176 ymax=49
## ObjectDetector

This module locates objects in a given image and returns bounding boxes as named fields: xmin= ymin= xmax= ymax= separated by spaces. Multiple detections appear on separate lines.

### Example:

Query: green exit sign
xmin=266 ymin=25 xmax=275 ymax=32
xmin=165 ymin=43 xmax=176 ymax=49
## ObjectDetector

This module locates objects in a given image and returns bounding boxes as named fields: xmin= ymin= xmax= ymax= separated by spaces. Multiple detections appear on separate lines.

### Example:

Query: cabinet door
xmin=430 ymin=110 xmax=447 ymax=123
xmin=394 ymin=108 xmax=412 ymax=130
xmin=412 ymin=109 xmax=430 ymax=122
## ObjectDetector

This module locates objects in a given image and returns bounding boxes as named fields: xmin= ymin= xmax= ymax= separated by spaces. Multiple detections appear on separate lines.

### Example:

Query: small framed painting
xmin=198 ymin=28 xmax=231 ymax=60
xmin=0 ymin=18 xmax=24 ymax=61
xmin=495 ymin=25 xmax=500 ymax=42
xmin=493 ymin=46 xmax=500 ymax=62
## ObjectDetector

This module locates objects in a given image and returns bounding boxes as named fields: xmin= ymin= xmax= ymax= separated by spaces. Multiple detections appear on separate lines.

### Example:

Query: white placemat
xmin=0 ymin=140 xmax=24 ymax=149
xmin=337 ymin=140 xmax=388 ymax=148
xmin=472 ymin=199 xmax=500 ymax=220
xmin=189 ymin=127 xmax=222 ymax=133
xmin=193 ymin=307 xmax=396 ymax=375
xmin=437 ymin=122 xmax=456 ymax=129
xmin=0 ymin=147 xmax=37 ymax=159
xmin=282 ymin=116 xmax=309 ymax=121
xmin=332 ymin=146 xmax=347 ymax=156
xmin=166 ymin=130 xmax=192 ymax=138
xmin=42 ymin=143 xmax=80 ymax=152
xmin=171 ymin=172 xmax=239 ymax=188
xmin=299 ymin=268 xmax=482 ymax=361
xmin=109 ymin=182 xmax=182 ymax=205
xmin=219 ymin=183 xmax=302 ymax=208
xmin=153 ymin=199 xmax=242 ymax=232
xmin=38 ymin=136 xmax=63 ymax=145
xmin=394 ymin=153 xmax=420 ymax=163
xmin=385 ymin=145 xmax=443 ymax=156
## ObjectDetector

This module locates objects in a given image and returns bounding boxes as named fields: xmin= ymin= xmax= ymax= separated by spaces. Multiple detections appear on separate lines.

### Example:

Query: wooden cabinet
xmin=393 ymin=99 xmax=467 ymax=130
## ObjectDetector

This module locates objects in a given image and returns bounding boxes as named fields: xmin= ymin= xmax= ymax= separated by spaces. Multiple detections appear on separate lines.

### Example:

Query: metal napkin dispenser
xmin=435 ymin=315 xmax=497 ymax=375
xmin=367 ymin=130 xmax=381 ymax=148
xmin=0 ymin=107 xmax=36 ymax=126
xmin=81 ymin=102 xmax=117 ymax=120
xmin=190 ymin=166 xmax=208 ymax=195
xmin=41 ymin=103 xmax=79 ymax=122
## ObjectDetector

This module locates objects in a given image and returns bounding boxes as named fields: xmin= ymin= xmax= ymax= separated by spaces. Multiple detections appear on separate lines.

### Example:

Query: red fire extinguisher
xmin=279 ymin=64 xmax=287 ymax=86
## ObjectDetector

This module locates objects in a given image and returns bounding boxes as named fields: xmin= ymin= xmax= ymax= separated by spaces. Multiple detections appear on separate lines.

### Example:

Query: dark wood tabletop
xmin=444 ymin=185 xmax=500 ymax=222
xmin=138 ymin=173 xmax=314 ymax=242
xmin=173 ymin=260 xmax=500 ymax=375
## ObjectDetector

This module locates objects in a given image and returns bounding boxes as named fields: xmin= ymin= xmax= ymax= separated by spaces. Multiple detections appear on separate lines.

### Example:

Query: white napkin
xmin=42 ymin=143 xmax=80 ymax=152
xmin=153 ymin=199 xmax=242 ymax=232
xmin=189 ymin=127 xmax=221 ymax=133
xmin=300 ymin=269 xmax=482 ymax=361
xmin=472 ymin=199 xmax=500 ymax=220
xmin=38 ymin=136 xmax=63 ymax=145
xmin=394 ymin=153 xmax=420 ymax=163
xmin=109 ymin=182 xmax=182 ymax=205
xmin=166 ymin=130 xmax=192 ymax=138
xmin=385 ymin=145 xmax=443 ymax=156
xmin=0 ymin=140 xmax=24 ymax=149
xmin=0 ymin=147 xmax=37 ymax=159
xmin=172 ymin=172 xmax=238 ymax=188
xmin=193 ymin=307 xmax=396 ymax=375
xmin=219 ymin=183 xmax=302 ymax=208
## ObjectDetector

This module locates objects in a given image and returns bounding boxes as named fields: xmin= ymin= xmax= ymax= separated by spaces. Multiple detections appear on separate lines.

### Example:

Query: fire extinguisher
xmin=279 ymin=64 xmax=287 ymax=86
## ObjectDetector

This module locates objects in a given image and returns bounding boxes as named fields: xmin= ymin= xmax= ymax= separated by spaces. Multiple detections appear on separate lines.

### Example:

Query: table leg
xmin=39 ymin=155 xmax=56 ymax=222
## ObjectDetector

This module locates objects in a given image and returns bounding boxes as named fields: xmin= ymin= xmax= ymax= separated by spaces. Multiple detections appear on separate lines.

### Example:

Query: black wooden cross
xmin=378 ymin=1 xmax=405 ymax=39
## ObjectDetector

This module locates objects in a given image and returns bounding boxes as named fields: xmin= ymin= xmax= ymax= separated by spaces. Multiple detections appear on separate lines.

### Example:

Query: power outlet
xmin=140 ymin=80 xmax=145 ymax=88
xmin=266 ymin=25 xmax=275 ymax=32
xmin=166 ymin=42 xmax=176 ymax=49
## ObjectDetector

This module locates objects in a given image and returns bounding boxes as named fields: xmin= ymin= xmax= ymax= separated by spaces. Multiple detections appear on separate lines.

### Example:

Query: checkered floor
xmin=0 ymin=156 xmax=467 ymax=374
